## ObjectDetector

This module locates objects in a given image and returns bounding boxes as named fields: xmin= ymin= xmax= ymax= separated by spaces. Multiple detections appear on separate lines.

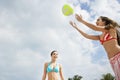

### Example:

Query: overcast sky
xmin=0 ymin=0 xmax=120 ymax=80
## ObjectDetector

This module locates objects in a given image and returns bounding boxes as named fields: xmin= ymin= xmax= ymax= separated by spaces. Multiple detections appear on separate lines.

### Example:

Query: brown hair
xmin=100 ymin=16 xmax=120 ymax=30
xmin=50 ymin=50 xmax=57 ymax=56
xmin=116 ymin=29 xmax=120 ymax=46
xmin=100 ymin=16 xmax=120 ymax=45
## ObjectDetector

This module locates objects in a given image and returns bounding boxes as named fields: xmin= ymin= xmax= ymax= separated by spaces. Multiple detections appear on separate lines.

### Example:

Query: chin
xmin=55 ymin=58 xmax=57 ymax=59
xmin=54 ymin=58 xmax=57 ymax=60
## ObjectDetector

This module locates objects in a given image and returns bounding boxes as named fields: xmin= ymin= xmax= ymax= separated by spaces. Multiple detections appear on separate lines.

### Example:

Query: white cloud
xmin=90 ymin=0 xmax=120 ymax=20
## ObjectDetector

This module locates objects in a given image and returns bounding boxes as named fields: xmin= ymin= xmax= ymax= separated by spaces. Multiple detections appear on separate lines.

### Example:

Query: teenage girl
xmin=70 ymin=14 xmax=120 ymax=80
xmin=42 ymin=50 xmax=64 ymax=80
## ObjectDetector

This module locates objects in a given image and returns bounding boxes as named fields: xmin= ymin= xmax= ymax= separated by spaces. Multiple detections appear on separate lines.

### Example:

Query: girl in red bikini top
xmin=100 ymin=32 xmax=117 ymax=44
xmin=69 ymin=14 xmax=120 ymax=80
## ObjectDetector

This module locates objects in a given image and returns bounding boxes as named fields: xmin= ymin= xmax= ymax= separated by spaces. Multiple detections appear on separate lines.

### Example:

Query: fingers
xmin=75 ymin=13 xmax=79 ymax=16
xmin=69 ymin=21 xmax=73 ymax=25
xmin=75 ymin=14 xmax=79 ymax=19
xmin=69 ymin=21 xmax=77 ymax=28
xmin=69 ymin=21 xmax=75 ymax=26
xmin=75 ymin=13 xmax=82 ymax=18
xmin=75 ymin=13 xmax=81 ymax=17
xmin=80 ymin=14 xmax=82 ymax=18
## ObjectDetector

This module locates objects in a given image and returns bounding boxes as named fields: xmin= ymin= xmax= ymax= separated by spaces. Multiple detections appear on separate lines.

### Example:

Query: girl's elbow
xmin=42 ymin=74 xmax=46 ymax=80
xmin=61 ymin=76 xmax=64 ymax=80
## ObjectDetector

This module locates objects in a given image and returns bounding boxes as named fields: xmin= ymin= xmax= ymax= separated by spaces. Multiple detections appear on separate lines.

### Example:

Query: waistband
xmin=110 ymin=52 xmax=120 ymax=61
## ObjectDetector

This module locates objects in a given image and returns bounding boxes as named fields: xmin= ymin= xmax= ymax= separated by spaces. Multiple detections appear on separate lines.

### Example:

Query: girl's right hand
xmin=69 ymin=21 xmax=77 ymax=29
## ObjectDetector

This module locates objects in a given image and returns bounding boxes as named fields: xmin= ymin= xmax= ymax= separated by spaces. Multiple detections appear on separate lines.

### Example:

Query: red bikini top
xmin=100 ymin=32 xmax=117 ymax=44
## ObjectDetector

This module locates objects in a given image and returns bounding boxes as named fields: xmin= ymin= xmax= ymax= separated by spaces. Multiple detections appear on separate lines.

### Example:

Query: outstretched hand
xmin=69 ymin=21 xmax=78 ymax=29
xmin=75 ymin=14 xmax=83 ymax=22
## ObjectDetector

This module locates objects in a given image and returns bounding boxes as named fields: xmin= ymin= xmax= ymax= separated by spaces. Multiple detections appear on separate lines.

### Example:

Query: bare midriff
xmin=102 ymin=39 xmax=120 ymax=59
xmin=48 ymin=72 xmax=59 ymax=80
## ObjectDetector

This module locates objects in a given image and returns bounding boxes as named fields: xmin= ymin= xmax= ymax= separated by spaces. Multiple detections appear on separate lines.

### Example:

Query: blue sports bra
xmin=46 ymin=62 xmax=59 ymax=73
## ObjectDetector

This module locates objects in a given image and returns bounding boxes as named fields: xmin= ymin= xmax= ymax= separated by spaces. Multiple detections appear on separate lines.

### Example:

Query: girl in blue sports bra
xmin=69 ymin=14 xmax=120 ymax=80
xmin=42 ymin=50 xmax=64 ymax=80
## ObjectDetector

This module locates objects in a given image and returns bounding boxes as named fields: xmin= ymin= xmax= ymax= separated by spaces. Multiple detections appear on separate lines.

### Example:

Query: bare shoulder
xmin=108 ymin=28 xmax=116 ymax=37
xmin=58 ymin=63 xmax=62 ymax=68
xmin=109 ymin=28 xmax=116 ymax=34
xmin=109 ymin=28 xmax=116 ymax=32
xmin=44 ymin=62 xmax=49 ymax=67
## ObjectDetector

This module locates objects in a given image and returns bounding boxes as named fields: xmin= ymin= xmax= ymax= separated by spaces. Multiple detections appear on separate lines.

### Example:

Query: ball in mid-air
xmin=62 ymin=4 xmax=74 ymax=16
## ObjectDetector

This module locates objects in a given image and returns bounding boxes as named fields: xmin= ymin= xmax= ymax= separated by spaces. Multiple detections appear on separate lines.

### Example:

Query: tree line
xmin=68 ymin=73 xmax=115 ymax=80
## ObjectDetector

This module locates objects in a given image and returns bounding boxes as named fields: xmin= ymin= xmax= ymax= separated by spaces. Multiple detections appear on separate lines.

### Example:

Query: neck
xmin=51 ymin=60 xmax=56 ymax=63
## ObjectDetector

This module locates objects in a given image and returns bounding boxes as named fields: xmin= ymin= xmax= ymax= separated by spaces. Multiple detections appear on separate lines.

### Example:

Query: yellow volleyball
xmin=62 ymin=4 xmax=74 ymax=16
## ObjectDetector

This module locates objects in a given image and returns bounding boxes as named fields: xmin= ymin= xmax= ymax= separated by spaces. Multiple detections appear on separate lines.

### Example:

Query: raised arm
xmin=59 ymin=64 xmax=64 ymax=80
xmin=42 ymin=63 xmax=47 ymax=80
xmin=75 ymin=14 xmax=107 ymax=32
xmin=69 ymin=21 xmax=100 ymax=40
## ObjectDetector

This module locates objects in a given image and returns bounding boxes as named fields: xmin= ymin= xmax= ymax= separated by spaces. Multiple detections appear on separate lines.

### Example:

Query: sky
xmin=0 ymin=0 xmax=120 ymax=80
